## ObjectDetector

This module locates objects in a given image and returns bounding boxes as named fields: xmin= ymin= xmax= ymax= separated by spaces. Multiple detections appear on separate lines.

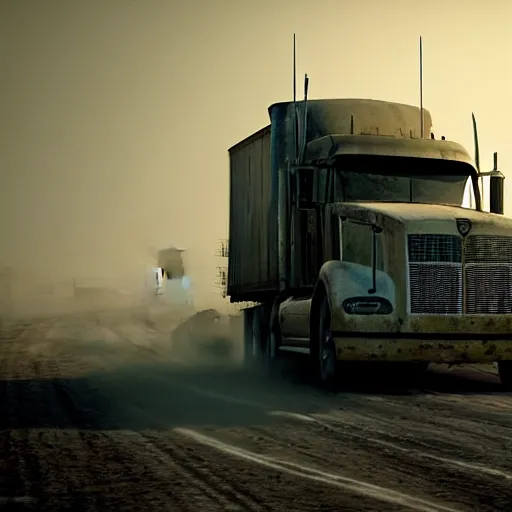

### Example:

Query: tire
xmin=497 ymin=361 xmax=512 ymax=391
xmin=243 ymin=309 xmax=256 ymax=369
xmin=243 ymin=307 xmax=266 ymax=371
xmin=252 ymin=308 xmax=264 ymax=364
xmin=316 ymin=296 xmax=339 ymax=389
xmin=263 ymin=322 xmax=282 ymax=378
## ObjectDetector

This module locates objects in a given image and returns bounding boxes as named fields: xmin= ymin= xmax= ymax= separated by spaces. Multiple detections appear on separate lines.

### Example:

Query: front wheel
xmin=316 ymin=297 xmax=339 ymax=389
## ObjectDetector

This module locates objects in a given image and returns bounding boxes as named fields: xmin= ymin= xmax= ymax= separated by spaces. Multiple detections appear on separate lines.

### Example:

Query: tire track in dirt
xmin=310 ymin=405 xmax=512 ymax=466
xmin=138 ymin=431 xmax=270 ymax=511
xmin=173 ymin=427 xmax=460 ymax=512
xmin=75 ymin=429 xmax=268 ymax=512
xmin=182 ymin=383 xmax=512 ymax=511
xmin=182 ymin=380 xmax=512 ymax=477
xmin=1 ymin=430 xmax=103 ymax=512
xmin=294 ymin=409 xmax=512 ymax=480
xmin=326 ymin=394 xmax=512 ymax=464
xmin=198 ymin=417 xmax=510 ymax=511
xmin=151 ymin=429 xmax=430 ymax=512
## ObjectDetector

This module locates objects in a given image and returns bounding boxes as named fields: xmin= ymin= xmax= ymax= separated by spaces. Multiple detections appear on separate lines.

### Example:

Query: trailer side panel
xmin=227 ymin=125 xmax=278 ymax=299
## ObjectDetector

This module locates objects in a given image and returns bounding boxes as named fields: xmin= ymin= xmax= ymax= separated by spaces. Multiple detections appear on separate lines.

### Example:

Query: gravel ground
xmin=0 ymin=312 xmax=511 ymax=511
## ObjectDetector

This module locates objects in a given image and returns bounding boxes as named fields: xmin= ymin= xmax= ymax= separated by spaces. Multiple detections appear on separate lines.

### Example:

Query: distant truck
xmin=226 ymin=97 xmax=512 ymax=389
xmin=154 ymin=247 xmax=193 ymax=307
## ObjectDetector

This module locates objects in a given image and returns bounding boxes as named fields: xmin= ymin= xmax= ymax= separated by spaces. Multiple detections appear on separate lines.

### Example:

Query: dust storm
xmin=1 ymin=1 xmax=232 ymax=325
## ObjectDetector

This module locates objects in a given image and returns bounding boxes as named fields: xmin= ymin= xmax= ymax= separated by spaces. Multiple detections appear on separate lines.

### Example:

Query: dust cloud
xmin=1 ymin=1 xmax=233 ymax=321
xmin=168 ymin=309 xmax=244 ymax=365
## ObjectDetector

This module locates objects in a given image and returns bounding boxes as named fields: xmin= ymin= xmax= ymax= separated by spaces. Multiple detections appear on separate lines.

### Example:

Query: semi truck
xmin=226 ymin=97 xmax=512 ymax=389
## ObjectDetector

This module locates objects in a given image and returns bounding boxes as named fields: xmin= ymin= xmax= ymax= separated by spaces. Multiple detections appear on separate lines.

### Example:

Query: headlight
xmin=342 ymin=296 xmax=393 ymax=315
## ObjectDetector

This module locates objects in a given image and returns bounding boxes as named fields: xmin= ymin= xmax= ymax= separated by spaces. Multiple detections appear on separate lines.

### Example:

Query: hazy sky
xmin=1 ymin=0 xmax=511 ymax=308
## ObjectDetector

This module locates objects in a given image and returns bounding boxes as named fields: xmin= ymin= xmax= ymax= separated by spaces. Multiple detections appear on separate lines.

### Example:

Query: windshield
xmin=338 ymin=170 xmax=470 ymax=206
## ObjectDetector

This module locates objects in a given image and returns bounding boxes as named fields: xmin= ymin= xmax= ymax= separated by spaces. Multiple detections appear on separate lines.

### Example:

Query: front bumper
xmin=333 ymin=335 xmax=512 ymax=363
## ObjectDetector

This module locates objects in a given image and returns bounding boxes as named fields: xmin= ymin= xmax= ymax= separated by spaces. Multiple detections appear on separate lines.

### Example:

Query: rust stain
xmin=407 ymin=314 xmax=512 ymax=335
xmin=418 ymin=343 xmax=455 ymax=351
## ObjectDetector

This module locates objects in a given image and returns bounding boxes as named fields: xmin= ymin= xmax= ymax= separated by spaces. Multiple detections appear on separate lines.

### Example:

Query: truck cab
xmin=227 ymin=98 xmax=511 ymax=388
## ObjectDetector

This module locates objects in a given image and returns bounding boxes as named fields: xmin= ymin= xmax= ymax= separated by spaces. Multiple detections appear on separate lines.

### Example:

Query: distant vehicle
xmin=226 ymin=95 xmax=512 ymax=389
xmin=152 ymin=247 xmax=193 ymax=306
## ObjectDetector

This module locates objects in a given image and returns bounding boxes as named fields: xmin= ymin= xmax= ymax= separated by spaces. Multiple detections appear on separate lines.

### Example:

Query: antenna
xmin=471 ymin=112 xmax=481 ymax=210
xmin=419 ymin=36 xmax=424 ymax=138
xmin=300 ymin=74 xmax=309 ymax=163
xmin=293 ymin=34 xmax=299 ymax=164
xmin=293 ymin=34 xmax=296 ymax=103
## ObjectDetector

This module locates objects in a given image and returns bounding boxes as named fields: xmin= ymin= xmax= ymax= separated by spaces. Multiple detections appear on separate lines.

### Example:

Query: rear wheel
xmin=243 ymin=306 xmax=268 ymax=371
xmin=317 ymin=297 xmax=339 ymax=389
xmin=243 ymin=309 xmax=258 ymax=369
xmin=497 ymin=361 xmax=512 ymax=390
xmin=263 ymin=321 xmax=283 ymax=378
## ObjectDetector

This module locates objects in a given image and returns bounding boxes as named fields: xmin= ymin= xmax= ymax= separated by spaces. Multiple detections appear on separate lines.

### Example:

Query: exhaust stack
xmin=489 ymin=152 xmax=505 ymax=215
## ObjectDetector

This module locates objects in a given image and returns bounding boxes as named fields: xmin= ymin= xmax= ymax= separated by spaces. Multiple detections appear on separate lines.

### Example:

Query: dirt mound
xmin=171 ymin=309 xmax=242 ymax=363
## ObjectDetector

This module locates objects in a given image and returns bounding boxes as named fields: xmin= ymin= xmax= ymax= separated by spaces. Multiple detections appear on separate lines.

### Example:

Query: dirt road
xmin=0 ymin=312 xmax=511 ymax=511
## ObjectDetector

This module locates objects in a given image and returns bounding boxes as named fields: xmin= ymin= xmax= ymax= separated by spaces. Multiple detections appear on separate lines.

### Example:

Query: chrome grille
xmin=408 ymin=235 xmax=462 ymax=314
xmin=409 ymin=263 xmax=463 ymax=314
xmin=408 ymin=234 xmax=462 ymax=263
xmin=408 ymin=234 xmax=512 ymax=315
xmin=465 ymin=235 xmax=512 ymax=314
xmin=465 ymin=235 xmax=512 ymax=263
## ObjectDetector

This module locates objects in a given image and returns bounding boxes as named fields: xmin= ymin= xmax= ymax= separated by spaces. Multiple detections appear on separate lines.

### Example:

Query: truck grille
xmin=408 ymin=235 xmax=462 ymax=314
xmin=465 ymin=236 xmax=512 ymax=314
xmin=408 ymin=234 xmax=512 ymax=315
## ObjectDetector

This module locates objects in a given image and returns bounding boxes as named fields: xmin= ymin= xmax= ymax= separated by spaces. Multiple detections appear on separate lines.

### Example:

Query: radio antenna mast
xmin=293 ymin=34 xmax=299 ymax=164
xmin=300 ymin=74 xmax=309 ymax=163
xmin=419 ymin=36 xmax=424 ymax=138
